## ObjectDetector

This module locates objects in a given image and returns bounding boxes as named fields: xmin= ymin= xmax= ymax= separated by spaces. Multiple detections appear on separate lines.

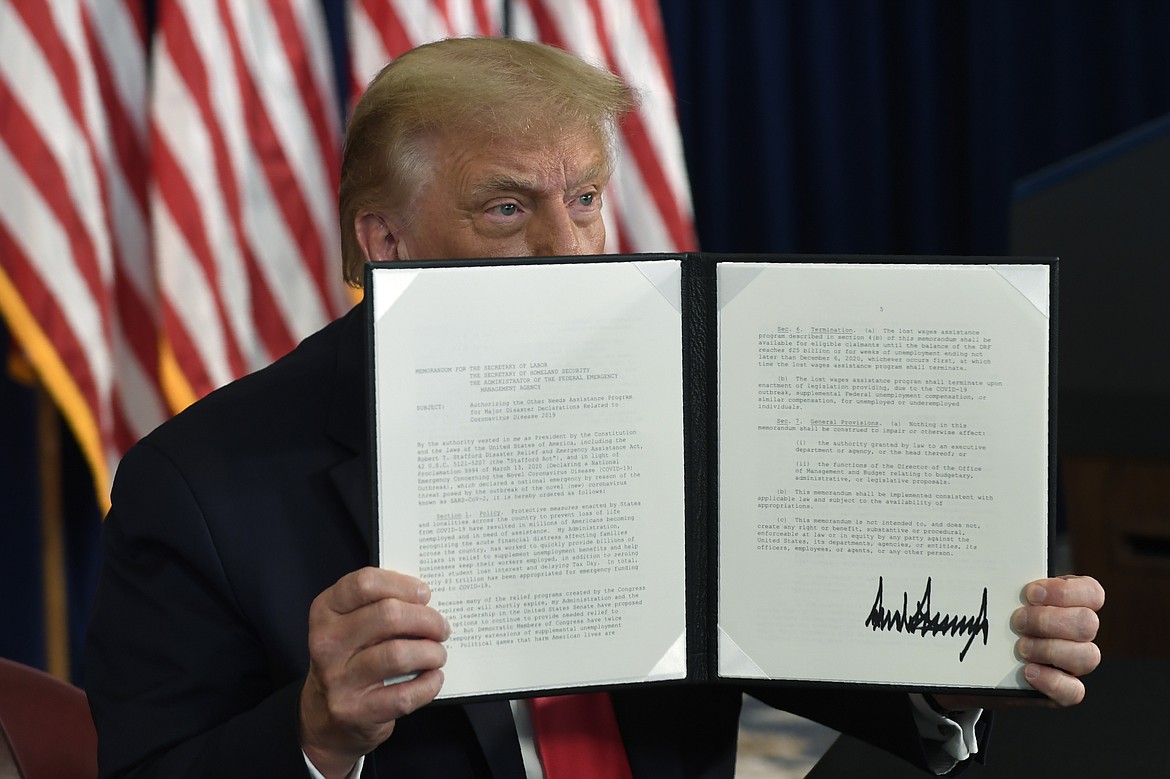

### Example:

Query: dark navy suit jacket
xmin=86 ymin=303 xmax=937 ymax=778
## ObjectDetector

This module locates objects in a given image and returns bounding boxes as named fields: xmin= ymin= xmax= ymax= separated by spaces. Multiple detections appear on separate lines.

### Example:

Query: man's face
xmin=364 ymin=128 xmax=611 ymax=261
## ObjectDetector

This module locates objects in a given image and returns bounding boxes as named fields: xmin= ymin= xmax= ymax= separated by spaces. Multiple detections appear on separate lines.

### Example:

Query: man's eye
xmin=579 ymin=193 xmax=595 ymax=207
xmin=493 ymin=203 xmax=518 ymax=216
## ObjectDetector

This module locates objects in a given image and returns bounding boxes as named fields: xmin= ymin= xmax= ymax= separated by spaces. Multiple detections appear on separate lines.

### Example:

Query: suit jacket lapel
xmin=465 ymin=701 xmax=527 ymax=778
xmin=326 ymin=303 xmax=374 ymax=554
xmin=329 ymin=455 xmax=372 ymax=556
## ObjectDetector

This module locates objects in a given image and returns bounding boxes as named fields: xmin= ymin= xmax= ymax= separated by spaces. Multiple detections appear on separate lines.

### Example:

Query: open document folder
xmin=367 ymin=255 xmax=1052 ymax=702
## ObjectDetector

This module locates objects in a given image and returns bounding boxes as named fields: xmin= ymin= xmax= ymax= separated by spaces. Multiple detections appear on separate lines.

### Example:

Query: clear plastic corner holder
xmin=633 ymin=258 xmax=684 ymax=314
xmin=990 ymin=264 xmax=1051 ymax=320
xmin=370 ymin=266 xmax=420 ymax=321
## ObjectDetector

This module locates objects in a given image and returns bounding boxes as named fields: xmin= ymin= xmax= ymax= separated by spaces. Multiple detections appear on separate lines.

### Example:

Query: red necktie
xmin=529 ymin=692 xmax=634 ymax=778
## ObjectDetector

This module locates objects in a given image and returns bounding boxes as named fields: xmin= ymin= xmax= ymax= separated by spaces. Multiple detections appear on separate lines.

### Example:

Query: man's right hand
xmin=299 ymin=567 xmax=450 ymax=779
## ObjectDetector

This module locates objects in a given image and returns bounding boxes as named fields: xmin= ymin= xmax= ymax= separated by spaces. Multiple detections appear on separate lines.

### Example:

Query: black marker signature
xmin=863 ymin=577 xmax=989 ymax=662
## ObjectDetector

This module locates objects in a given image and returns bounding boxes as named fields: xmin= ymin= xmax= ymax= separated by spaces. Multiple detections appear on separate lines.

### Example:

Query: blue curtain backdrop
xmin=2 ymin=0 xmax=1169 ymax=682
xmin=660 ymin=0 xmax=1170 ymax=255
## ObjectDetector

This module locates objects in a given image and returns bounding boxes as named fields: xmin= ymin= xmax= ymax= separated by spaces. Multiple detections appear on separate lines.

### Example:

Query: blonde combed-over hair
xmin=338 ymin=37 xmax=638 ymax=287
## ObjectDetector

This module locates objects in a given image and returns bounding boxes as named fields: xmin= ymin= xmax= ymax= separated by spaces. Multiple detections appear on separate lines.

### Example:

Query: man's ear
xmin=355 ymin=211 xmax=409 ymax=261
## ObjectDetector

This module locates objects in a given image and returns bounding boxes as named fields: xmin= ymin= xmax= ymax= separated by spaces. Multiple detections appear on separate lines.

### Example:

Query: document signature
xmin=863 ymin=577 xmax=989 ymax=662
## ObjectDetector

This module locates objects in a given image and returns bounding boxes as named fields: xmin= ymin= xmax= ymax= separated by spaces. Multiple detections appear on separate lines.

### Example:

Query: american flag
xmin=1 ymin=0 xmax=693 ymax=509
xmin=348 ymin=0 xmax=504 ymax=102
xmin=0 ymin=0 xmax=165 ymax=500
xmin=0 ymin=0 xmax=351 ymax=509
xmin=150 ymin=0 xmax=351 ymax=410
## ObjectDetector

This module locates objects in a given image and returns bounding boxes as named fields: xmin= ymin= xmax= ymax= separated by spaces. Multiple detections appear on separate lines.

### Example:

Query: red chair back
xmin=0 ymin=658 xmax=97 ymax=779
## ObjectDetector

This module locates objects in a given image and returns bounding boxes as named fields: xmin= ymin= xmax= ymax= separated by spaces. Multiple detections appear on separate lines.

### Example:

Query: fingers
xmin=300 ymin=567 xmax=450 ymax=769
xmin=371 ymin=667 xmax=446 ymax=717
xmin=308 ymin=567 xmax=451 ymax=683
xmin=1023 ymin=575 xmax=1105 ymax=610
xmin=1015 ymin=574 xmax=1103 ymax=642
xmin=1011 ymin=574 xmax=1105 ymax=707
xmin=1022 ymin=662 xmax=1086 ymax=707
xmin=1017 ymin=635 xmax=1101 ymax=676
xmin=320 ymin=566 xmax=432 ymax=614
xmin=339 ymin=594 xmax=452 ymax=652
xmin=1012 ymin=602 xmax=1099 ymax=642
xmin=308 ymin=573 xmax=450 ymax=703
xmin=348 ymin=627 xmax=450 ymax=686
xmin=313 ymin=664 xmax=447 ymax=728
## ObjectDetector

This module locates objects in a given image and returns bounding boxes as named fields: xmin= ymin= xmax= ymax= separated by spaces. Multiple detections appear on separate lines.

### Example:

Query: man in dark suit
xmin=86 ymin=37 xmax=1104 ymax=778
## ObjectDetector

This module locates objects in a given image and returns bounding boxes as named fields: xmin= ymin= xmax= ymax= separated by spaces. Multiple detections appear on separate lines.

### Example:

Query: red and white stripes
xmin=0 ymin=0 xmax=163 ymax=498
xmin=0 ymin=0 xmax=351 ymax=505
xmin=0 ymin=0 xmax=693 ymax=506
xmin=151 ymin=0 xmax=350 ymax=408
xmin=348 ymin=0 xmax=503 ymax=98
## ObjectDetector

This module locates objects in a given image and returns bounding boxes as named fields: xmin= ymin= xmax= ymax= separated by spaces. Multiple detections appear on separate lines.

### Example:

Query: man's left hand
xmin=935 ymin=574 xmax=1105 ymax=710
xmin=1010 ymin=574 xmax=1105 ymax=706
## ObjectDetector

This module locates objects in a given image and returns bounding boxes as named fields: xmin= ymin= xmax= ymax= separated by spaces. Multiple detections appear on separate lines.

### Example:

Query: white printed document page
xmin=371 ymin=260 xmax=687 ymax=699
xmin=717 ymin=263 xmax=1050 ymax=691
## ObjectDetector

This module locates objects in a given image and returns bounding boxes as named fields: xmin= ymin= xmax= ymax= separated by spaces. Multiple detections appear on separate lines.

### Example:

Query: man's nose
xmin=530 ymin=207 xmax=582 ymax=257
